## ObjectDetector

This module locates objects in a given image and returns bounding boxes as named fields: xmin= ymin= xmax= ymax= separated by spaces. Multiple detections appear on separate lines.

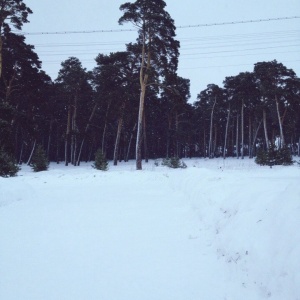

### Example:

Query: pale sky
xmin=20 ymin=0 xmax=300 ymax=102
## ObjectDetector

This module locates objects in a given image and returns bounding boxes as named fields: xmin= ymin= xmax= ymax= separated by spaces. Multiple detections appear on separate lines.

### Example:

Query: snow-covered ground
xmin=1 ymin=158 xmax=299 ymax=300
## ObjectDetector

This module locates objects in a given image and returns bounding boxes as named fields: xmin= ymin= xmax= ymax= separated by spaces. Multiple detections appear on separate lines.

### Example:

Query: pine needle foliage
xmin=255 ymin=144 xmax=293 ymax=166
xmin=162 ymin=157 xmax=187 ymax=169
xmin=0 ymin=148 xmax=20 ymax=177
xmin=93 ymin=149 xmax=108 ymax=171
xmin=31 ymin=145 xmax=49 ymax=172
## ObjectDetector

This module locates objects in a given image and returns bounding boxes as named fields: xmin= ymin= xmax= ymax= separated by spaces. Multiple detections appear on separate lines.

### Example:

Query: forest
xmin=0 ymin=0 xmax=300 ymax=172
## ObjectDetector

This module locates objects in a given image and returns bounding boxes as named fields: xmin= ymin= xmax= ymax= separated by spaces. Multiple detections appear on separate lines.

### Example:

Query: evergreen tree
xmin=31 ymin=144 xmax=49 ymax=172
xmin=162 ymin=156 xmax=187 ymax=169
xmin=0 ymin=147 xmax=20 ymax=177
xmin=93 ymin=149 xmax=108 ymax=171
xmin=0 ymin=0 xmax=32 ymax=78
xmin=255 ymin=144 xmax=293 ymax=166
xmin=119 ymin=0 xmax=180 ymax=170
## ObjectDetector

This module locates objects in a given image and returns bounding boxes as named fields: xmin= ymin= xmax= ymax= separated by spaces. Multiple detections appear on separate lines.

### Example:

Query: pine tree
xmin=119 ymin=0 xmax=180 ymax=170
xmin=0 ymin=148 xmax=20 ymax=177
xmin=277 ymin=146 xmax=293 ymax=165
xmin=93 ymin=149 xmax=108 ymax=171
xmin=162 ymin=156 xmax=187 ymax=169
xmin=31 ymin=144 xmax=49 ymax=172
xmin=255 ymin=144 xmax=293 ymax=166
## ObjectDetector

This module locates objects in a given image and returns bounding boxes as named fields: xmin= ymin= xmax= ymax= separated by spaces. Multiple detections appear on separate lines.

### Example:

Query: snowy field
xmin=0 ymin=158 xmax=300 ymax=300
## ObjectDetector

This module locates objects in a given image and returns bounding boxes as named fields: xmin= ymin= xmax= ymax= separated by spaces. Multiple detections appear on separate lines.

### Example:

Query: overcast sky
xmin=21 ymin=0 xmax=300 ymax=102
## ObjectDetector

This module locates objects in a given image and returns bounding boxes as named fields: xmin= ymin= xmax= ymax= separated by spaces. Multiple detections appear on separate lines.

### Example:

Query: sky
xmin=19 ymin=0 xmax=300 ymax=102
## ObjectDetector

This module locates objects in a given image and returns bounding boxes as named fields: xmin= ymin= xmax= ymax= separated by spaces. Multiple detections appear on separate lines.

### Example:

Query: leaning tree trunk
xmin=126 ymin=123 xmax=137 ymax=162
xmin=223 ymin=104 xmax=231 ymax=159
xmin=77 ymin=103 xmax=98 ymax=166
xmin=27 ymin=140 xmax=36 ymax=166
xmin=208 ymin=96 xmax=217 ymax=158
xmin=101 ymin=100 xmax=112 ymax=154
xmin=113 ymin=101 xmax=126 ymax=166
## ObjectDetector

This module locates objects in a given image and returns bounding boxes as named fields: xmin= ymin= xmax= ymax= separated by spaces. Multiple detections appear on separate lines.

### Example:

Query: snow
xmin=0 ymin=158 xmax=300 ymax=300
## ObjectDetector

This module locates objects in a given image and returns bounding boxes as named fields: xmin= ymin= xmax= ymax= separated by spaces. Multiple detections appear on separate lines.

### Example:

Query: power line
xmin=178 ymin=16 xmax=300 ymax=29
xmin=17 ymin=16 xmax=300 ymax=36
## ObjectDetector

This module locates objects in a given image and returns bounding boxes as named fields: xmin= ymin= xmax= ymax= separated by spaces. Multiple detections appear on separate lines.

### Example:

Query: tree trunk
xmin=241 ymin=99 xmax=244 ymax=159
xmin=175 ymin=112 xmax=179 ymax=158
xmin=223 ymin=104 xmax=231 ymax=159
xmin=208 ymin=96 xmax=217 ymax=158
xmin=203 ymin=127 xmax=206 ymax=158
xmin=213 ymin=124 xmax=217 ymax=158
xmin=113 ymin=102 xmax=125 ymax=166
xmin=248 ymin=115 xmax=252 ymax=158
xmin=47 ymin=120 xmax=53 ymax=157
xmin=126 ymin=123 xmax=137 ymax=162
xmin=65 ymin=105 xmax=72 ymax=166
xmin=19 ymin=141 xmax=24 ymax=164
xmin=143 ymin=112 xmax=148 ymax=163
xmin=77 ymin=103 xmax=98 ymax=166
xmin=136 ymin=31 xmax=151 ymax=170
xmin=263 ymin=108 xmax=269 ymax=150
xmin=56 ymin=127 xmax=60 ymax=164
xmin=251 ymin=119 xmax=262 ymax=158
xmin=275 ymin=94 xmax=285 ymax=148
xmin=136 ymin=84 xmax=146 ymax=169
xmin=0 ymin=34 xmax=2 ymax=79
xmin=101 ymin=100 xmax=111 ymax=154
xmin=71 ymin=95 xmax=78 ymax=165
xmin=166 ymin=115 xmax=171 ymax=158
xmin=236 ymin=114 xmax=239 ymax=159
xmin=27 ymin=140 xmax=36 ymax=165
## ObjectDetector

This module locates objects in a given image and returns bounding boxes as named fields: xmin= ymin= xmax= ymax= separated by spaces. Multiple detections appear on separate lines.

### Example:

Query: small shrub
xmin=93 ymin=149 xmax=108 ymax=171
xmin=255 ymin=144 xmax=293 ymax=166
xmin=31 ymin=145 xmax=49 ymax=172
xmin=162 ymin=156 xmax=187 ymax=169
xmin=277 ymin=146 xmax=293 ymax=165
xmin=255 ymin=148 xmax=267 ymax=165
xmin=0 ymin=148 xmax=20 ymax=177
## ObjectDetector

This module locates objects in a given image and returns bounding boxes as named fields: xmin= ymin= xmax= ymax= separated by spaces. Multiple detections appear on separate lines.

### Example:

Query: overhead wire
xmin=14 ymin=16 xmax=300 ymax=35
xmin=11 ymin=16 xmax=298 ymax=73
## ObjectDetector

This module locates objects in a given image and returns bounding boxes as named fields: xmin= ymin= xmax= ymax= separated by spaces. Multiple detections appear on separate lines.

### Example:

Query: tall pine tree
xmin=119 ymin=0 xmax=180 ymax=170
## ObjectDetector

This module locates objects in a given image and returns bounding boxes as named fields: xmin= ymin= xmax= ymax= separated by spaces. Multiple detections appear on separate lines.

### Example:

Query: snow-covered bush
xmin=162 ymin=157 xmax=187 ymax=169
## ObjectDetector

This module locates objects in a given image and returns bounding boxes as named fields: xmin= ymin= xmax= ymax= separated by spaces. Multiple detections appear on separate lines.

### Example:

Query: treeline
xmin=0 ymin=1 xmax=299 ymax=172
